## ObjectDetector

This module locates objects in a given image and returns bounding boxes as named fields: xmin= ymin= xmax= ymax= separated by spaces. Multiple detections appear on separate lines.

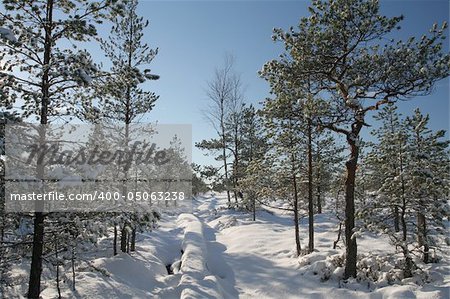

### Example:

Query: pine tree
xmin=260 ymin=0 xmax=450 ymax=278
xmin=260 ymin=94 xmax=308 ymax=256
xmin=361 ymin=104 xmax=414 ymax=277
xmin=0 ymin=1 xmax=121 ymax=296
xmin=404 ymin=109 xmax=449 ymax=264
xmin=369 ymin=104 xmax=405 ymax=232
xmin=361 ymin=107 xmax=449 ymax=277
xmin=312 ymin=131 xmax=344 ymax=214
xmin=238 ymin=104 xmax=267 ymax=220
xmin=191 ymin=164 xmax=209 ymax=197
xmin=94 ymin=0 xmax=159 ymax=254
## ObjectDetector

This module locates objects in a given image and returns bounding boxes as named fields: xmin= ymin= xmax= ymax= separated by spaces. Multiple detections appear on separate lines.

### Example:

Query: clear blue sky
xmin=130 ymin=0 xmax=449 ymax=166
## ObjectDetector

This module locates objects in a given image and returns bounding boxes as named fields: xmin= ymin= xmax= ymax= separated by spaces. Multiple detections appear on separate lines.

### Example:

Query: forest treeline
xmin=194 ymin=0 xmax=450 ymax=284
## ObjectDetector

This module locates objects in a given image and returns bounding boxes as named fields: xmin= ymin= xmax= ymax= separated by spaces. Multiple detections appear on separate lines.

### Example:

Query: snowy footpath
xmin=177 ymin=195 xmax=449 ymax=299
xmin=9 ymin=194 xmax=449 ymax=298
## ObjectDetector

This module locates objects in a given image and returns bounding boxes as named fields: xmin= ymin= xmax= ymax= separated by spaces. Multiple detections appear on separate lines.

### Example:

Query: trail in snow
xmin=193 ymin=195 xmax=333 ymax=298
xmin=147 ymin=196 xmax=239 ymax=298
xmin=188 ymin=194 xmax=449 ymax=299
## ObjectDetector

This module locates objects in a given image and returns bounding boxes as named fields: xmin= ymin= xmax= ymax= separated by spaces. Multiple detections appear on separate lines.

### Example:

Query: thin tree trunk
xmin=307 ymin=118 xmax=314 ymax=253
xmin=233 ymin=124 xmax=239 ymax=205
xmin=414 ymin=128 xmax=429 ymax=264
xmin=126 ymin=233 xmax=130 ymax=253
xmin=401 ymin=244 xmax=413 ymax=278
xmin=401 ymin=205 xmax=413 ymax=278
xmin=252 ymin=194 xmax=256 ymax=221
xmin=28 ymin=128 xmax=47 ymax=295
xmin=417 ymin=212 xmax=429 ymax=263
xmin=390 ymin=111 xmax=400 ymax=233
xmin=28 ymin=212 xmax=45 ymax=298
xmin=113 ymin=226 xmax=117 ymax=256
xmin=120 ymin=125 xmax=129 ymax=254
xmin=293 ymin=194 xmax=301 ymax=256
xmin=333 ymin=222 xmax=342 ymax=249
xmin=131 ymin=228 xmax=136 ymax=252
xmin=316 ymin=150 xmax=322 ymax=214
xmin=222 ymin=134 xmax=231 ymax=206
xmin=120 ymin=226 xmax=127 ymax=253
xmin=291 ymin=153 xmax=301 ymax=256
xmin=55 ymin=236 xmax=61 ymax=299
xmin=401 ymin=206 xmax=407 ymax=242
xmin=399 ymin=146 xmax=413 ymax=277
xmin=119 ymin=14 xmax=135 ymax=254
xmin=71 ymin=245 xmax=76 ymax=291
xmin=317 ymin=186 xmax=322 ymax=214
xmin=343 ymin=133 xmax=359 ymax=279
xmin=28 ymin=1 xmax=54 ymax=297
xmin=394 ymin=206 xmax=400 ymax=232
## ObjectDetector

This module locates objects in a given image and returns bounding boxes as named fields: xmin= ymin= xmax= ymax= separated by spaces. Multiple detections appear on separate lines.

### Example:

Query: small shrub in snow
xmin=299 ymin=251 xmax=435 ymax=290
xmin=299 ymin=252 xmax=344 ymax=282
xmin=215 ymin=216 xmax=238 ymax=230
xmin=356 ymin=255 xmax=403 ymax=287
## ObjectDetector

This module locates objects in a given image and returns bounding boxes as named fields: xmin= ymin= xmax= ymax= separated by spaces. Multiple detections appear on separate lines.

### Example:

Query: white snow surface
xmin=3 ymin=193 xmax=449 ymax=298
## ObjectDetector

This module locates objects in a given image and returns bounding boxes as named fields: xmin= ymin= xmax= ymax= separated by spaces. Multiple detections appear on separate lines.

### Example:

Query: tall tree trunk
xmin=252 ymin=193 xmax=256 ymax=221
xmin=333 ymin=222 xmax=342 ymax=249
xmin=71 ymin=245 xmax=76 ymax=291
xmin=232 ymin=161 xmax=238 ymax=205
xmin=291 ymin=154 xmax=301 ymax=256
xmin=399 ymin=147 xmax=413 ymax=277
xmin=28 ymin=1 xmax=53 ymax=297
xmin=28 ymin=212 xmax=45 ymax=298
xmin=400 ymin=204 xmax=413 ymax=277
xmin=391 ymin=112 xmax=400 ymax=233
xmin=233 ymin=125 xmax=239 ymax=205
xmin=401 ymin=244 xmax=413 ymax=278
xmin=293 ymin=192 xmax=301 ymax=257
xmin=343 ymin=133 xmax=359 ymax=279
xmin=316 ymin=149 xmax=322 ymax=214
xmin=307 ymin=118 xmax=314 ymax=253
xmin=113 ymin=226 xmax=117 ymax=256
xmin=119 ymin=15 xmax=135 ymax=254
xmin=29 ymin=133 xmax=46 ymax=298
xmin=222 ymin=134 xmax=231 ymax=206
xmin=120 ymin=226 xmax=127 ymax=253
xmin=54 ymin=235 xmax=61 ymax=299
xmin=126 ymin=233 xmax=130 ymax=253
xmin=130 ymin=228 xmax=136 ymax=252
xmin=417 ymin=212 xmax=429 ymax=263
xmin=393 ymin=206 xmax=400 ymax=232
xmin=414 ymin=128 xmax=429 ymax=264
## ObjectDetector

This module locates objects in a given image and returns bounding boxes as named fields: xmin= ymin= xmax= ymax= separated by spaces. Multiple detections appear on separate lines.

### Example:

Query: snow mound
xmin=177 ymin=213 xmax=209 ymax=275
xmin=176 ymin=213 xmax=233 ymax=299
xmin=298 ymin=250 xmax=345 ymax=281
xmin=210 ymin=215 xmax=239 ymax=231
xmin=91 ymin=253 xmax=160 ymax=291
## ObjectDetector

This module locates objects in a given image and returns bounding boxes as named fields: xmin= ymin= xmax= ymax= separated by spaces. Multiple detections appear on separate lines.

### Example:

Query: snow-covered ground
xmin=4 ymin=194 xmax=449 ymax=298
